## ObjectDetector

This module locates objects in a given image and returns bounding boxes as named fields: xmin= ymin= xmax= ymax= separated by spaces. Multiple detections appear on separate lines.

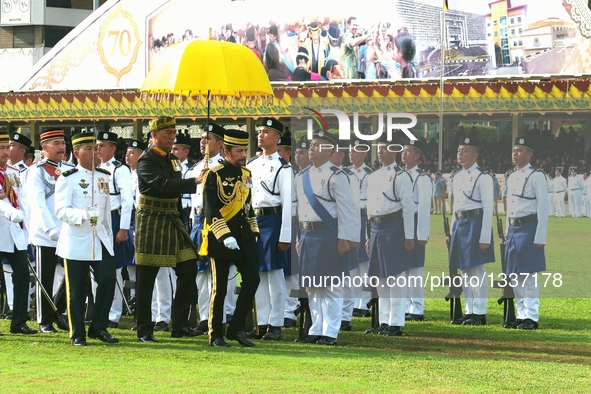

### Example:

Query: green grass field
xmin=0 ymin=216 xmax=590 ymax=393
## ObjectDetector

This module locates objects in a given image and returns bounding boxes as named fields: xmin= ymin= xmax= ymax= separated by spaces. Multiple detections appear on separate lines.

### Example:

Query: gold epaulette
xmin=209 ymin=163 xmax=224 ymax=173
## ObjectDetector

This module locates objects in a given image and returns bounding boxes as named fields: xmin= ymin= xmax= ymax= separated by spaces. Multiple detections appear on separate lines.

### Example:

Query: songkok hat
xmin=10 ymin=129 xmax=32 ymax=149
xmin=96 ymin=131 xmax=118 ymax=144
xmin=128 ymin=139 xmax=147 ymax=151
xmin=40 ymin=128 xmax=65 ymax=144
xmin=312 ymin=130 xmax=337 ymax=146
xmin=173 ymin=133 xmax=191 ymax=148
xmin=0 ymin=129 xmax=8 ymax=143
xmin=149 ymin=116 xmax=176 ymax=132
xmin=404 ymin=137 xmax=425 ymax=155
xmin=201 ymin=123 xmax=225 ymax=140
xmin=223 ymin=129 xmax=249 ymax=147
xmin=258 ymin=117 xmax=284 ymax=136
xmin=513 ymin=135 xmax=534 ymax=152
xmin=458 ymin=132 xmax=480 ymax=149
xmin=278 ymin=131 xmax=292 ymax=147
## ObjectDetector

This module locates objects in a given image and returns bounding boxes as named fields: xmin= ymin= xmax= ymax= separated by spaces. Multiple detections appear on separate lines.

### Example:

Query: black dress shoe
xmin=107 ymin=320 xmax=119 ymax=329
xmin=451 ymin=314 xmax=473 ymax=325
xmin=246 ymin=325 xmax=268 ymax=339
xmin=210 ymin=337 xmax=230 ymax=347
xmin=71 ymin=337 xmax=87 ymax=346
xmin=462 ymin=314 xmax=487 ymax=326
xmin=365 ymin=323 xmax=388 ymax=334
xmin=353 ymin=308 xmax=370 ymax=317
xmin=283 ymin=318 xmax=297 ymax=328
xmin=39 ymin=324 xmax=58 ymax=333
xmin=387 ymin=326 xmax=403 ymax=336
xmin=316 ymin=336 xmax=337 ymax=345
xmin=227 ymin=330 xmax=255 ymax=347
xmin=195 ymin=320 xmax=208 ymax=336
xmin=55 ymin=313 xmax=70 ymax=331
xmin=262 ymin=326 xmax=281 ymax=340
xmin=340 ymin=321 xmax=352 ymax=331
xmin=516 ymin=318 xmax=538 ymax=330
xmin=154 ymin=321 xmax=170 ymax=332
xmin=503 ymin=319 xmax=523 ymax=329
xmin=138 ymin=334 xmax=159 ymax=343
xmin=294 ymin=335 xmax=322 ymax=344
xmin=171 ymin=327 xmax=198 ymax=338
xmin=10 ymin=322 xmax=38 ymax=335
xmin=405 ymin=314 xmax=424 ymax=322
xmin=88 ymin=328 xmax=119 ymax=343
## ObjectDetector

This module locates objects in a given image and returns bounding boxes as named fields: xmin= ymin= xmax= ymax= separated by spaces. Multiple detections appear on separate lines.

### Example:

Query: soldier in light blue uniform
xmin=348 ymin=141 xmax=373 ymax=318
xmin=246 ymin=117 xmax=292 ymax=341
xmin=504 ymin=136 xmax=548 ymax=330
xmin=449 ymin=133 xmax=495 ymax=326
xmin=365 ymin=135 xmax=414 ymax=336
xmin=401 ymin=138 xmax=432 ymax=322
xmin=295 ymin=131 xmax=359 ymax=345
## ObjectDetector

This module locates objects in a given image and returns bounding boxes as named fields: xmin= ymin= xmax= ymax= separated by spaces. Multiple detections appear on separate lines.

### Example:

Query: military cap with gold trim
xmin=223 ymin=129 xmax=249 ymax=147
xmin=10 ymin=129 xmax=32 ymax=149
xmin=0 ymin=129 xmax=9 ymax=143
xmin=40 ymin=128 xmax=65 ymax=144
xmin=71 ymin=131 xmax=97 ymax=147
xmin=149 ymin=116 xmax=176 ymax=132
xmin=258 ymin=117 xmax=284 ymax=136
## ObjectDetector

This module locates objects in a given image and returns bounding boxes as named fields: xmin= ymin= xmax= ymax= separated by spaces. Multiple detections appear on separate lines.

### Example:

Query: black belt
xmin=254 ymin=206 xmax=282 ymax=216
xmin=111 ymin=208 xmax=121 ymax=216
xmin=194 ymin=207 xmax=204 ymax=216
xmin=369 ymin=210 xmax=402 ymax=224
xmin=509 ymin=214 xmax=537 ymax=226
xmin=454 ymin=208 xmax=483 ymax=220
xmin=299 ymin=221 xmax=327 ymax=230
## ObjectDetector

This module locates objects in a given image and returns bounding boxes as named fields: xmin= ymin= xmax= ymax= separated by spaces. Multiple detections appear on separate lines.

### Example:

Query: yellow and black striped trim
xmin=210 ymin=217 xmax=231 ymax=239
xmin=223 ymin=135 xmax=249 ymax=147
xmin=248 ymin=217 xmax=260 ymax=233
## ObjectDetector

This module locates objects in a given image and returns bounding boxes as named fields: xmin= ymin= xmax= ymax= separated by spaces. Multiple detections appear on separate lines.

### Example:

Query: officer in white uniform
xmin=97 ymin=131 xmax=133 ymax=328
xmin=365 ymin=135 xmax=414 ymax=336
xmin=401 ymin=138 xmax=432 ymax=322
xmin=347 ymin=141 xmax=373 ymax=319
xmin=583 ymin=172 xmax=591 ymax=218
xmin=172 ymin=132 xmax=194 ymax=229
xmin=504 ymin=136 xmax=548 ymax=330
xmin=567 ymin=168 xmax=583 ymax=218
xmin=188 ymin=123 xmax=225 ymax=334
xmin=55 ymin=131 xmax=118 ymax=346
xmin=546 ymin=172 xmax=554 ymax=216
xmin=295 ymin=131 xmax=359 ymax=345
xmin=330 ymin=140 xmax=360 ymax=332
xmin=0 ymin=129 xmax=37 ymax=335
xmin=552 ymin=169 xmax=567 ymax=217
xmin=25 ymin=129 xmax=74 ymax=333
xmin=448 ymin=133 xmax=495 ymax=326
xmin=246 ymin=117 xmax=292 ymax=341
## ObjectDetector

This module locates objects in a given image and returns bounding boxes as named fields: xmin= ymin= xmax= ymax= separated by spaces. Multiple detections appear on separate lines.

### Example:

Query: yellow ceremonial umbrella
xmin=140 ymin=38 xmax=273 ymax=164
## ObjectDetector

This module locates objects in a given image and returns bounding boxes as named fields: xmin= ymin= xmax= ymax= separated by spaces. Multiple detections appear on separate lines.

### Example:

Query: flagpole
xmin=437 ymin=1 xmax=447 ymax=173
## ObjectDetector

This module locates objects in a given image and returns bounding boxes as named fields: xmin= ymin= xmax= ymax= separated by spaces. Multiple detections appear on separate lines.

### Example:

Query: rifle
xmin=494 ymin=213 xmax=516 ymax=328
xmin=443 ymin=207 xmax=463 ymax=324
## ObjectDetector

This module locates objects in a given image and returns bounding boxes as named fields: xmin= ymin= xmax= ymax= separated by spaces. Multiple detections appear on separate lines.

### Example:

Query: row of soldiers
xmin=0 ymin=119 xmax=547 ymax=346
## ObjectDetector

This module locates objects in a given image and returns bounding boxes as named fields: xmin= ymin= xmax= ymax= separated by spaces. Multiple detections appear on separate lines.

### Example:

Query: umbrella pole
xmin=204 ymin=89 xmax=211 ymax=169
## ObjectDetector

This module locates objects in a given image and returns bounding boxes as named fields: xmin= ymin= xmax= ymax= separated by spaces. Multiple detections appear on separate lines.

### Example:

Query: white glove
xmin=9 ymin=210 xmax=24 ymax=224
xmin=48 ymin=228 xmax=60 ymax=241
xmin=85 ymin=207 xmax=100 ymax=221
xmin=223 ymin=236 xmax=240 ymax=250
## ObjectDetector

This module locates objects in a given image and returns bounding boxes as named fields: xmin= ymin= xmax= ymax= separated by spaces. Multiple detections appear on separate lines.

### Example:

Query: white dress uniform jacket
xmin=26 ymin=159 xmax=75 ymax=247
xmin=0 ymin=165 xmax=27 ymax=252
xmin=98 ymin=157 xmax=132 ymax=231
xmin=55 ymin=166 xmax=114 ymax=260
